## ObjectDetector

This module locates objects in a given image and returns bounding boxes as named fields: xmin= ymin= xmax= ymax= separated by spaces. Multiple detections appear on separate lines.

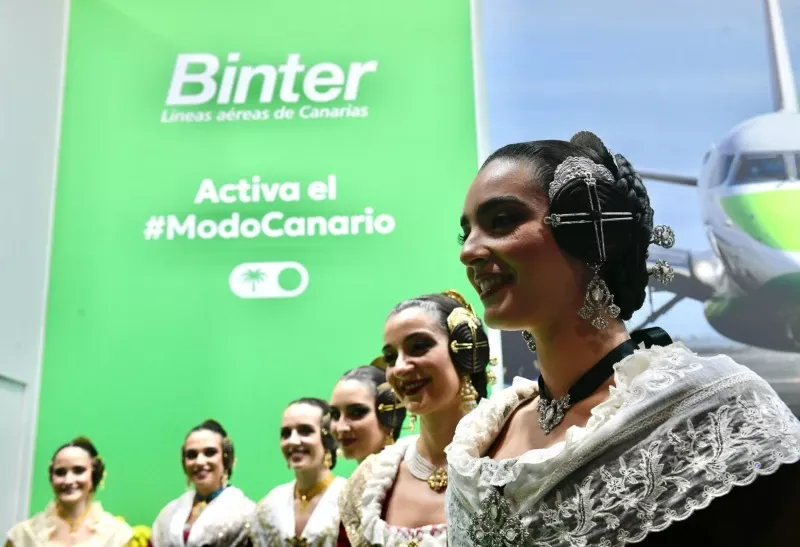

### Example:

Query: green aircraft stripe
xmin=721 ymin=190 xmax=800 ymax=252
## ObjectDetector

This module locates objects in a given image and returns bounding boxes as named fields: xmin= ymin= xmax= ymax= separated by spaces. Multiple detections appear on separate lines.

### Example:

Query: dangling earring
xmin=323 ymin=451 xmax=333 ymax=469
xmin=459 ymin=376 xmax=479 ymax=412
xmin=578 ymin=263 xmax=620 ymax=329
xmin=521 ymin=330 xmax=536 ymax=352
xmin=336 ymin=447 xmax=344 ymax=458
xmin=384 ymin=432 xmax=395 ymax=446
xmin=222 ymin=472 xmax=229 ymax=487
xmin=406 ymin=413 xmax=417 ymax=432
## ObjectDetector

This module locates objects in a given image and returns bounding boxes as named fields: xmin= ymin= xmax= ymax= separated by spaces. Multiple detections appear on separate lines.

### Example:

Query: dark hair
xmin=338 ymin=366 xmax=406 ymax=440
xmin=184 ymin=419 xmax=235 ymax=479
xmin=482 ymin=131 xmax=653 ymax=320
xmin=389 ymin=293 xmax=490 ymax=401
xmin=286 ymin=397 xmax=338 ymax=470
xmin=49 ymin=437 xmax=105 ymax=492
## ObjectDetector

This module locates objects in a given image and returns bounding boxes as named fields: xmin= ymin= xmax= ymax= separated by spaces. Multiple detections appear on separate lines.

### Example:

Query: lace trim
xmin=447 ymin=344 xmax=696 ymax=489
xmin=339 ymin=454 xmax=375 ymax=547
xmin=8 ymin=502 xmax=132 ymax=546
xmin=359 ymin=438 xmax=448 ymax=546
xmin=458 ymin=387 xmax=800 ymax=546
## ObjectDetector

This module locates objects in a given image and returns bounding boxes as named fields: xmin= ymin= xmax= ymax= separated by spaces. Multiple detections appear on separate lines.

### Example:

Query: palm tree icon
xmin=242 ymin=268 xmax=266 ymax=293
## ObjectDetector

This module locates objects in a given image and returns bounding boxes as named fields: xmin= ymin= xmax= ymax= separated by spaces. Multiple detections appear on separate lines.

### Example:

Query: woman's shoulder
xmin=93 ymin=503 xmax=134 ymax=541
xmin=222 ymin=486 xmax=256 ymax=512
xmin=446 ymin=378 xmax=537 ymax=475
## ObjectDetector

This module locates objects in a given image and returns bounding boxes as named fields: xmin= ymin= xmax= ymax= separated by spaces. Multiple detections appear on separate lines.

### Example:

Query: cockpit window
xmin=710 ymin=154 xmax=734 ymax=187
xmin=732 ymin=154 xmax=788 ymax=184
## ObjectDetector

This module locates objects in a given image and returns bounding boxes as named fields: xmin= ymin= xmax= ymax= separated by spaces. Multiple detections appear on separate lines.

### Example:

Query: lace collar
xmin=360 ymin=437 xmax=448 ymax=546
xmin=28 ymin=501 xmax=124 ymax=546
xmin=446 ymin=342 xmax=690 ymax=487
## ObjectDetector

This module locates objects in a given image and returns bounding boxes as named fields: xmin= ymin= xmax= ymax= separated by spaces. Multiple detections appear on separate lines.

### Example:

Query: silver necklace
xmin=405 ymin=441 xmax=448 ymax=493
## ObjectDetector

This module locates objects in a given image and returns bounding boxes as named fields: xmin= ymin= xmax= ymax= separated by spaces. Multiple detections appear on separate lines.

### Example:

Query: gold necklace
xmin=294 ymin=472 xmax=335 ymax=512
xmin=55 ymin=502 xmax=93 ymax=536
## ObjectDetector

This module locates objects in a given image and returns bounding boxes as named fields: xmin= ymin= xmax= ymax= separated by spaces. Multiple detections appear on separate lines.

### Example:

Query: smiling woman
xmin=248 ymin=398 xmax=346 ymax=547
xmin=5 ymin=437 xmax=133 ymax=547
xmin=149 ymin=420 xmax=254 ymax=547
xmin=336 ymin=290 xmax=494 ymax=547
xmin=330 ymin=365 xmax=406 ymax=464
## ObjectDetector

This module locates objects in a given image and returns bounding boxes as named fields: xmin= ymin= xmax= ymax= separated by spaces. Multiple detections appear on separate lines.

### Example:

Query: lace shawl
xmin=249 ymin=477 xmax=346 ymax=547
xmin=445 ymin=343 xmax=800 ymax=546
xmin=150 ymin=486 xmax=255 ymax=547
xmin=339 ymin=436 xmax=448 ymax=547
xmin=6 ymin=502 xmax=133 ymax=547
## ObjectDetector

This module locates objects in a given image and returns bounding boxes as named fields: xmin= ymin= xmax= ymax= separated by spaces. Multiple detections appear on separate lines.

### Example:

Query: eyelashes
xmin=457 ymin=232 xmax=467 ymax=245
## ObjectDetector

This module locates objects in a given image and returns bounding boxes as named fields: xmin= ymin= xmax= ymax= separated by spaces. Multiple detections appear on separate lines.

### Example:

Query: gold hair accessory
xmin=442 ymin=289 xmax=475 ymax=314
xmin=370 ymin=355 xmax=389 ymax=371
xmin=447 ymin=307 xmax=489 ymax=365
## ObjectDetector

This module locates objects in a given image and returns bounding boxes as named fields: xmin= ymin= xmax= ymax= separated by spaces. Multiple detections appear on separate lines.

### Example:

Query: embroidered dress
xmin=6 ymin=502 xmax=133 ymax=547
xmin=248 ymin=476 xmax=346 ymax=547
xmin=150 ymin=486 xmax=254 ymax=547
xmin=339 ymin=437 xmax=448 ymax=547
xmin=445 ymin=342 xmax=800 ymax=546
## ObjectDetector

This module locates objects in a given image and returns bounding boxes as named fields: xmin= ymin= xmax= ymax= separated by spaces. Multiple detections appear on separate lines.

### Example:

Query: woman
xmin=446 ymin=131 xmax=800 ymax=546
xmin=338 ymin=290 xmax=493 ymax=547
xmin=330 ymin=365 xmax=406 ymax=463
xmin=249 ymin=398 xmax=346 ymax=547
xmin=5 ymin=437 xmax=133 ymax=547
xmin=150 ymin=419 xmax=254 ymax=546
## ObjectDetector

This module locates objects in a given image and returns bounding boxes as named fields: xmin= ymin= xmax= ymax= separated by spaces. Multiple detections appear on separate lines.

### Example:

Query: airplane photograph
xmin=477 ymin=0 xmax=800 ymax=413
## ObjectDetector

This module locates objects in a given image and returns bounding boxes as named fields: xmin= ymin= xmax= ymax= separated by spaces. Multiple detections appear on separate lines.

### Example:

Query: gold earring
xmin=384 ymin=432 xmax=395 ymax=446
xmin=459 ymin=376 xmax=479 ymax=413
xmin=407 ymin=413 xmax=417 ymax=432
xmin=323 ymin=451 xmax=333 ymax=469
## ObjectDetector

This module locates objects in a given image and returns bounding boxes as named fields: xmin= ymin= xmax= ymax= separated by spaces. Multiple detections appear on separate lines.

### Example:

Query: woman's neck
xmin=56 ymin=497 xmax=91 ymax=522
xmin=531 ymin=316 xmax=630 ymax=399
xmin=294 ymin=466 xmax=330 ymax=493
xmin=417 ymin=402 xmax=466 ymax=468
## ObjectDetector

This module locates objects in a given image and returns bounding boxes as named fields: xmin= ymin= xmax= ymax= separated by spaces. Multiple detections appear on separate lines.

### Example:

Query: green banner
xmin=34 ymin=0 xmax=478 ymax=526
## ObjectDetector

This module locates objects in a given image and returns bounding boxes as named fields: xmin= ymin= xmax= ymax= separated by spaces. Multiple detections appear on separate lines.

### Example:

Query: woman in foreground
xmin=446 ymin=131 xmax=800 ymax=546
xmin=5 ymin=437 xmax=133 ymax=547
xmin=338 ymin=290 xmax=493 ymax=547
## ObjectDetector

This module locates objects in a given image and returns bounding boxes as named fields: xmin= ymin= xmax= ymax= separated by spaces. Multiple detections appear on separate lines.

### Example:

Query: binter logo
xmin=165 ymin=53 xmax=379 ymax=106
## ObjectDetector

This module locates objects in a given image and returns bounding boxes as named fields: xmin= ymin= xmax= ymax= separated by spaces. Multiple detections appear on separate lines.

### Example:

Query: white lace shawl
xmin=150 ymin=486 xmax=255 ymax=547
xmin=6 ymin=502 xmax=133 ymax=547
xmin=445 ymin=342 xmax=800 ymax=546
xmin=339 ymin=436 xmax=448 ymax=547
xmin=249 ymin=476 xmax=346 ymax=547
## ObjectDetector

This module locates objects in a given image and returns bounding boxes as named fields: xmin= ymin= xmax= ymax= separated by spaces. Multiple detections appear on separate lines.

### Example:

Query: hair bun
xmin=447 ymin=316 xmax=491 ymax=375
xmin=375 ymin=383 xmax=405 ymax=431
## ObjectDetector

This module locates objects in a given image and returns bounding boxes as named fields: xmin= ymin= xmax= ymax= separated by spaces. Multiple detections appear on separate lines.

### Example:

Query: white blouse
xmin=150 ymin=486 xmax=254 ymax=547
xmin=339 ymin=436 xmax=448 ymax=547
xmin=249 ymin=476 xmax=346 ymax=547
xmin=6 ymin=501 xmax=133 ymax=547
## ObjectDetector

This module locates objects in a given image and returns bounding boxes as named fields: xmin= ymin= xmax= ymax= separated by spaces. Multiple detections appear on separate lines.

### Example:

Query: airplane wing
xmin=633 ymin=247 xmax=719 ymax=330
xmin=638 ymin=170 xmax=698 ymax=187
xmin=647 ymin=246 xmax=716 ymax=302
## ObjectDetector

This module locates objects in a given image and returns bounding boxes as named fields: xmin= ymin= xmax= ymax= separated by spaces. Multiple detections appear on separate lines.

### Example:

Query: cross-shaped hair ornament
xmin=543 ymin=156 xmax=634 ymax=262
